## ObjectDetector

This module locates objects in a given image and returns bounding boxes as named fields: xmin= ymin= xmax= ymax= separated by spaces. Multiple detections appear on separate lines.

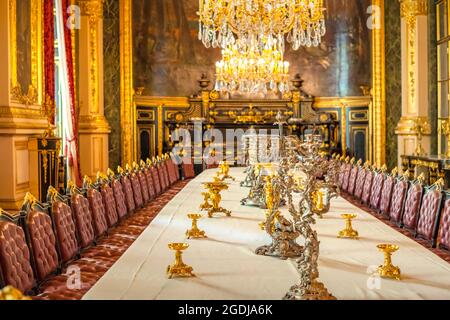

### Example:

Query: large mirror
xmin=9 ymin=0 xmax=42 ymax=106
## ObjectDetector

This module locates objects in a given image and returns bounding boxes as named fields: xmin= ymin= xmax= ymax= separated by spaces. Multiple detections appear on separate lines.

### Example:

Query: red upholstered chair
xmin=354 ymin=166 xmax=367 ymax=200
xmin=157 ymin=164 xmax=168 ymax=191
xmin=401 ymin=181 xmax=424 ymax=233
xmin=370 ymin=170 xmax=386 ymax=211
xmin=144 ymin=167 xmax=156 ymax=199
xmin=86 ymin=188 xmax=110 ymax=238
xmin=389 ymin=178 xmax=409 ymax=225
xmin=111 ymin=179 xmax=128 ymax=219
xmin=162 ymin=161 xmax=171 ymax=188
xmin=100 ymin=184 xmax=119 ymax=228
xmin=70 ymin=193 xmax=96 ymax=249
xmin=338 ymin=161 xmax=347 ymax=189
xmin=346 ymin=162 xmax=360 ymax=195
xmin=120 ymin=175 xmax=136 ymax=214
xmin=341 ymin=160 xmax=354 ymax=193
xmin=137 ymin=169 xmax=150 ymax=204
xmin=380 ymin=175 xmax=396 ymax=218
xmin=173 ymin=159 xmax=180 ymax=181
xmin=166 ymin=159 xmax=177 ymax=185
xmin=361 ymin=169 xmax=374 ymax=205
xmin=129 ymin=172 xmax=144 ymax=208
xmin=438 ymin=197 xmax=450 ymax=251
xmin=151 ymin=166 xmax=162 ymax=195
xmin=182 ymin=160 xmax=196 ymax=179
xmin=415 ymin=185 xmax=444 ymax=247
xmin=21 ymin=208 xmax=61 ymax=282
xmin=0 ymin=212 xmax=35 ymax=294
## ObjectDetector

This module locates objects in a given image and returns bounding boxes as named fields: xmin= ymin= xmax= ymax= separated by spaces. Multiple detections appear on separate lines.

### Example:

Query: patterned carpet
xmin=341 ymin=193 xmax=450 ymax=264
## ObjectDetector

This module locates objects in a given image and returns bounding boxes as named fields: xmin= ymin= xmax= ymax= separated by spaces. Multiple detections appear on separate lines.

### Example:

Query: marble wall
xmin=428 ymin=0 xmax=437 ymax=156
xmin=385 ymin=0 xmax=402 ymax=171
xmin=103 ymin=0 xmax=121 ymax=169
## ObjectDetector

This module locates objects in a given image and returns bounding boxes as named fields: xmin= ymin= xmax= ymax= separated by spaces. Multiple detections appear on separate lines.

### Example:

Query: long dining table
xmin=83 ymin=168 xmax=450 ymax=300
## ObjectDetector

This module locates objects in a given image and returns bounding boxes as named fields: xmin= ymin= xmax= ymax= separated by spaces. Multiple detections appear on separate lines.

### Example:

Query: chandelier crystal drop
xmin=214 ymin=44 xmax=290 ymax=94
xmin=198 ymin=0 xmax=326 ymax=54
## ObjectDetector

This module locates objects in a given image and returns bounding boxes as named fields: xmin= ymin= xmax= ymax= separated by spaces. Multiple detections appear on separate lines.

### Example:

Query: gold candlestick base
xmin=376 ymin=244 xmax=401 ymax=280
xmin=186 ymin=213 xmax=207 ymax=239
xmin=338 ymin=214 xmax=359 ymax=239
xmin=200 ymin=181 xmax=231 ymax=218
xmin=167 ymin=243 xmax=194 ymax=279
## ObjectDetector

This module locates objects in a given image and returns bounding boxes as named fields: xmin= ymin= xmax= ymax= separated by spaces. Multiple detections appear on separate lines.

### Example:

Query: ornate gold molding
xmin=79 ymin=0 xmax=104 ymax=23
xmin=400 ymin=0 xmax=428 ymax=115
xmin=78 ymin=114 xmax=111 ymax=134
xmin=9 ymin=0 xmax=43 ymax=106
xmin=372 ymin=0 xmax=386 ymax=165
xmin=400 ymin=0 xmax=428 ymax=23
xmin=120 ymin=0 xmax=134 ymax=165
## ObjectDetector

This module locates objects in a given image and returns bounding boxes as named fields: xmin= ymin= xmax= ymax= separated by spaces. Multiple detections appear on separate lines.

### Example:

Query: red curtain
xmin=61 ymin=0 xmax=81 ymax=185
xmin=43 ymin=0 xmax=55 ymax=125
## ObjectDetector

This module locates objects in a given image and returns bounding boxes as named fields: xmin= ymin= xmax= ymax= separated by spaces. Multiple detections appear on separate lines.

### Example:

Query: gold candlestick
xmin=186 ymin=214 xmax=207 ymax=239
xmin=167 ymin=243 xmax=194 ymax=279
xmin=217 ymin=161 xmax=236 ymax=181
xmin=200 ymin=180 xmax=231 ymax=218
xmin=338 ymin=214 xmax=359 ymax=239
xmin=376 ymin=244 xmax=401 ymax=280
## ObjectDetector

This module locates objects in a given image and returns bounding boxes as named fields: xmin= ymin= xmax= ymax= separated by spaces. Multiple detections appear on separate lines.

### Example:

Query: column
xmin=78 ymin=0 xmax=111 ymax=178
xmin=396 ymin=0 xmax=430 ymax=169
xmin=0 ymin=0 xmax=48 ymax=210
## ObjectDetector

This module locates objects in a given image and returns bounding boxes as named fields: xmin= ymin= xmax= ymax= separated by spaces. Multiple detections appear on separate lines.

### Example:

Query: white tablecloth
xmin=83 ymin=168 xmax=450 ymax=300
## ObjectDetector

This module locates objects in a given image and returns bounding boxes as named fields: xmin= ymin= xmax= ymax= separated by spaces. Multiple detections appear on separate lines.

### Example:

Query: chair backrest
xmin=416 ymin=187 xmax=444 ymax=244
xmin=438 ymin=197 xmax=450 ymax=250
xmin=182 ymin=161 xmax=196 ymax=179
xmin=341 ymin=162 xmax=353 ymax=192
xmin=0 ymin=214 xmax=35 ymax=294
xmin=100 ymin=184 xmax=119 ymax=227
xmin=389 ymin=179 xmax=409 ymax=223
xmin=338 ymin=162 xmax=347 ymax=188
xmin=144 ymin=168 xmax=156 ymax=199
xmin=22 ymin=209 xmax=59 ymax=282
xmin=70 ymin=193 xmax=95 ymax=249
xmin=163 ymin=161 xmax=170 ymax=187
xmin=361 ymin=169 xmax=374 ymax=204
xmin=50 ymin=200 xmax=79 ymax=264
xmin=347 ymin=165 xmax=359 ymax=195
xmin=401 ymin=182 xmax=424 ymax=230
xmin=87 ymin=188 xmax=109 ymax=238
xmin=354 ymin=167 xmax=367 ymax=200
xmin=157 ymin=164 xmax=168 ymax=190
xmin=120 ymin=175 xmax=136 ymax=213
xmin=151 ymin=166 xmax=162 ymax=195
xmin=173 ymin=158 xmax=180 ymax=180
xmin=166 ymin=159 xmax=177 ymax=185
xmin=370 ymin=171 xmax=385 ymax=209
xmin=130 ymin=172 xmax=144 ymax=208
xmin=111 ymin=179 xmax=128 ymax=219
xmin=137 ymin=170 xmax=150 ymax=204
xmin=380 ymin=175 xmax=395 ymax=216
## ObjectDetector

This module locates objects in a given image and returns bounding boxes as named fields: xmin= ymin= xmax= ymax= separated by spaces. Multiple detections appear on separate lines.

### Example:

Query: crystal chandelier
xmin=214 ymin=44 xmax=290 ymax=94
xmin=198 ymin=0 xmax=326 ymax=54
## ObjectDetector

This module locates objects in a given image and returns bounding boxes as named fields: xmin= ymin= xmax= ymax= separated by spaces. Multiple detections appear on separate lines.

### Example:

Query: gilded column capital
xmin=79 ymin=0 xmax=104 ymax=22
xmin=400 ymin=0 xmax=428 ymax=24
